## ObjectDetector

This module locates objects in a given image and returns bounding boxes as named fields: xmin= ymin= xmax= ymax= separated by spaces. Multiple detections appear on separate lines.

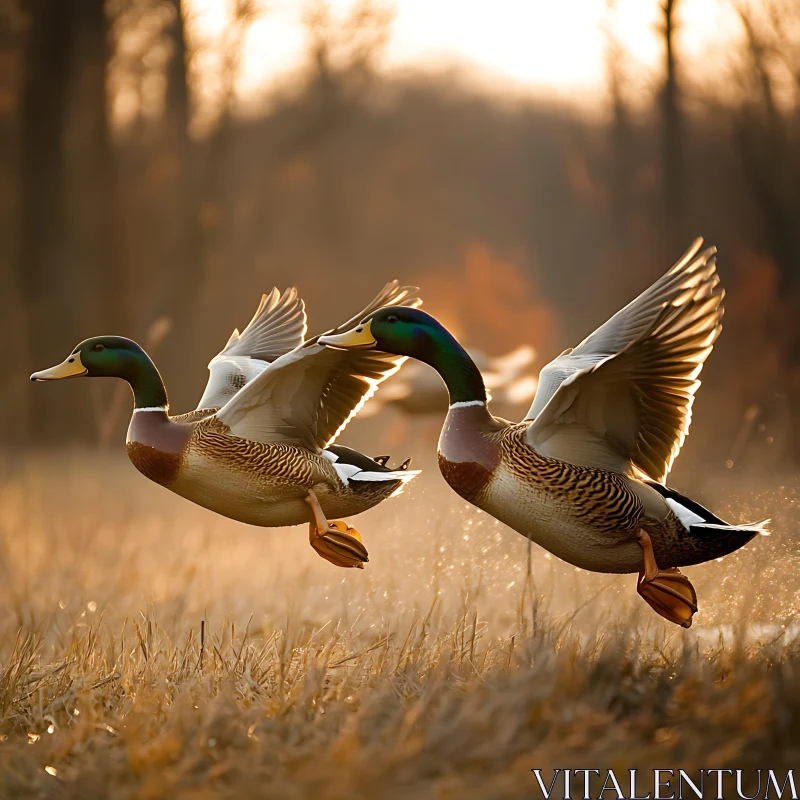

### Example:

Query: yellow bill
xmin=30 ymin=352 xmax=88 ymax=381
xmin=319 ymin=319 xmax=377 ymax=350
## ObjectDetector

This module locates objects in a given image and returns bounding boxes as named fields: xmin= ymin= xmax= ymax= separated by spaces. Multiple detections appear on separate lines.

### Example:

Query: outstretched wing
xmin=214 ymin=281 xmax=421 ymax=450
xmin=196 ymin=288 xmax=307 ymax=410
xmin=525 ymin=240 xmax=723 ymax=481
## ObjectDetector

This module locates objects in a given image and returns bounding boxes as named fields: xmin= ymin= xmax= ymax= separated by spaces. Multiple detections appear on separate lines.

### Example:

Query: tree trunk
xmin=160 ymin=0 xmax=193 ymax=320
xmin=18 ymin=0 xmax=78 ymax=442
xmin=0 ymin=12 xmax=25 ymax=444
xmin=155 ymin=0 xmax=201 ymax=412
xmin=733 ymin=5 xmax=800 ymax=465
xmin=65 ymin=0 xmax=123 ymax=336
xmin=19 ymin=0 xmax=120 ymax=443
xmin=605 ymin=28 xmax=633 ymax=249
xmin=659 ymin=0 xmax=684 ymax=258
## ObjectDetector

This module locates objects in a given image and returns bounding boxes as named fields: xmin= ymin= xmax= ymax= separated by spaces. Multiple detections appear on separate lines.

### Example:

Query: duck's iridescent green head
xmin=320 ymin=306 xmax=487 ymax=404
xmin=320 ymin=307 xmax=452 ymax=360
xmin=31 ymin=336 xmax=168 ymax=409
xmin=30 ymin=336 xmax=153 ymax=381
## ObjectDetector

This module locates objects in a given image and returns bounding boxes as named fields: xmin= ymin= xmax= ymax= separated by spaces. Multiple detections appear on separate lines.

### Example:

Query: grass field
xmin=0 ymin=451 xmax=797 ymax=799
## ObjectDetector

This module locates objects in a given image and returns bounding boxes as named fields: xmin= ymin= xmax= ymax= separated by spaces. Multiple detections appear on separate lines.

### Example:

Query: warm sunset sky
xmin=189 ymin=0 xmax=743 ymax=108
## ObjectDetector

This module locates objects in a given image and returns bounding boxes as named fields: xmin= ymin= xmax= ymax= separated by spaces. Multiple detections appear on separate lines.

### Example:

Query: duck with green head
xmin=320 ymin=241 xmax=770 ymax=627
xmin=31 ymin=282 xmax=421 ymax=569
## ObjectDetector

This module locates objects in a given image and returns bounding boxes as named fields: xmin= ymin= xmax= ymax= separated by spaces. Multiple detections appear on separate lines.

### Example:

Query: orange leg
xmin=636 ymin=530 xmax=698 ymax=628
xmin=304 ymin=490 xmax=368 ymax=569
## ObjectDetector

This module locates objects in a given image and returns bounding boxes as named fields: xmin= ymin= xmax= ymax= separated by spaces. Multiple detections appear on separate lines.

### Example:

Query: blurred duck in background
xmin=31 ymin=283 xmax=420 ymax=570
xmin=357 ymin=345 xmax=538 ymax=417
xmin=321 ymin=240 xmax=770 ymax=627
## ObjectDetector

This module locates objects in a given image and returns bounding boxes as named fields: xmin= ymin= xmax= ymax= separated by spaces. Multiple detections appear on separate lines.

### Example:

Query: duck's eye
xmin=93 ymin=343 xmax=105 ymax=352
xmin=387 ymin=315 xmax=398 ymax=323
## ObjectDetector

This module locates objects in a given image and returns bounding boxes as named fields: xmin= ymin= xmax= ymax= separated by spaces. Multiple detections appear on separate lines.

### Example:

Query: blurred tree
xmin=0 ymin=2 xmax=24 ymax=442
xmin=732 ymin=1 xmax=800 ymax=464
xmin=291 ymin=0 xmax=393 ymax=159
xmin=162 ymin=0 xmax=261 ymax=411
xmin=18 ymin=0 xmax=76 ymax=441
xmin=233 ymin=0 xmax=395 ymax=291
xmin=603 ymin=0 xmax=634 ymax=249
xmin=194 ymin=0 xmax=259 ymax=295
xmin=658 ymin=0 xmax=685 ymax=257
xmin=160 ymin=0 xmax=193 ymax=318
xmin=289 ymin=0 xmax=393 ymax=252
xmin=19 ymin=0 xmax=120 ymax=442
xmin=67 ymin=0 xmax=123 ymax=333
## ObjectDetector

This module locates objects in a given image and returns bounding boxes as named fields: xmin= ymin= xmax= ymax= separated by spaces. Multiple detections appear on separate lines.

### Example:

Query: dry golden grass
xmin=0 ymin=450 xmax=797 ymax=798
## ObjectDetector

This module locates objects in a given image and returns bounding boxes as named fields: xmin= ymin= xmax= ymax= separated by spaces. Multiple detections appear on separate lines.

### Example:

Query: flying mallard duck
xmin=31 ymin=282 xmax=421 ymax=570
xmin=320 ymin=241 xmax=769 ymax=626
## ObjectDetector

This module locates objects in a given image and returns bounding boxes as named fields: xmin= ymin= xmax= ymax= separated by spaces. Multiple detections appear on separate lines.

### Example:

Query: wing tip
xmin=669 ymin=237 xmax=718 ymax=277
xmin=382 ymin=281 xmax=423 ymax=310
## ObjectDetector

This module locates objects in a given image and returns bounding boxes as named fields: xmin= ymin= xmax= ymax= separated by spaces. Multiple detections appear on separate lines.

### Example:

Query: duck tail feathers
xmin=350 ymin=469 xmax=421 ymax=483
xmin=689 ymin=519 xmax=771 ymax=536
xmin=323 ymin=445 xmax=420 ymax=488
xmin=645 ymin=480 xmax=771 ymax=537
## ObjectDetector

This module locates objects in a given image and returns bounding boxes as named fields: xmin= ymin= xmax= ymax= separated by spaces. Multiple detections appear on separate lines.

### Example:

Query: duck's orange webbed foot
xmin=636 ymin=529 xmax=697 ymax=628
xmin=308 ymin=520 xmax=368 ymax=569
xmin=304 ymin=491 xmax=369 ymax=569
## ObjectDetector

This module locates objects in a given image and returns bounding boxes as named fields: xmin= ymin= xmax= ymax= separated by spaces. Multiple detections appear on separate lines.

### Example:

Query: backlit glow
xmin=189 ymin=0 xmax=742 ymax=107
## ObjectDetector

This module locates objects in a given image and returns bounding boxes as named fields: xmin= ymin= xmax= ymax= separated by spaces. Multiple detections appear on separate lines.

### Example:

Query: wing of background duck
xmin=525 ymin=239 xmax=716 ymax=421
xmin=352 ymin=364 xmax=419 ymax=418
xmin=526 ymin=258 xmax=724 ymax=482
xmin=215 ymin=281 xmax=421 ymax=448
xmin=483 ymin=345 xmax=538 ymax=405
xmin=196 ymin=288 xmax=307 ymax=410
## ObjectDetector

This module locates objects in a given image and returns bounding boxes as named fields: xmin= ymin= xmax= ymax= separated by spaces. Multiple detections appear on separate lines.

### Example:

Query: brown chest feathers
xmin=438 ymin=454 xmax=493 ymax=503
xmin=127 ymin=442 xmax=183 ymax=486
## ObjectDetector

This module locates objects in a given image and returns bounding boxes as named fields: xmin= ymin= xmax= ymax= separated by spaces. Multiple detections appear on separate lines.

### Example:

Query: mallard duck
xmin=31 ymin=282 xmax=421 ymax=569
xmin=357 ymin=345 xmax=538 ymax=417
xmin=320 ymin=241 xmax=769 ymax=626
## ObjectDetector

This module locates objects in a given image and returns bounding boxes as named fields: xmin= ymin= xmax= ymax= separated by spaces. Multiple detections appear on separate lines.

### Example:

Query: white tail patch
xmin=666 ymin=498 xmax=771 ymax=536
xmin=354 ymin=469 xmax=420 ymax=498
xmin=350 ymin=469 xmax=420 ymax=483
xmin=332 ymin=462 xmax=361 ymax=484
xmin=665 ymin=498 xmax=706 ymax=530
xmin=694 ymin=519 xmax=771 ymax=536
